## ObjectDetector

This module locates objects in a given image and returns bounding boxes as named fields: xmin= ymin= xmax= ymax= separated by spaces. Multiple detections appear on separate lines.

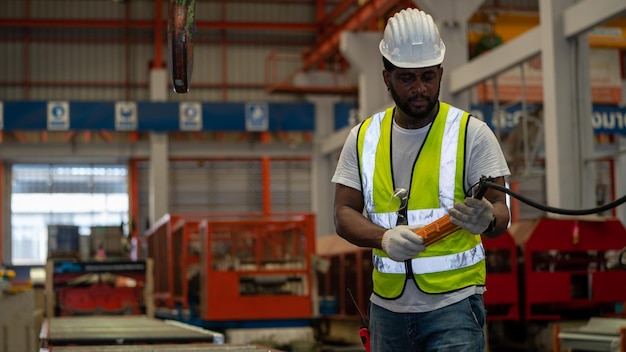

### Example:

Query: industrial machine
xmin=516 ymin=217 xmax=626 ymax=320
xmin=482 ymin=230 xmax=520 ymax=321
xmin=315 ymin=235 xmax=373 ymax=346
xmin=144 ymin=213 xmax=191 ymax=309
xmin=553 ymin=317 xmax=626 ymax=352
xmin=45 ymin=260 xmax=150 ymax=317
xmin=144 ymin=212 xmax=317 ymax=323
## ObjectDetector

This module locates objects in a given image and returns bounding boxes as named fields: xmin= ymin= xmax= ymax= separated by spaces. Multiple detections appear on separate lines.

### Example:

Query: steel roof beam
xmin=302 ymin=0 xmax=399 ymax=71
xmin=563 ymin=0 xmax=626 ymax=37
xmin=319 ymin=0 xmax=357 ymax=27
xmin=449 ymin=0 xmax=626 ymax=94
xmin=448 ymin=27 xmax=541 ymax=94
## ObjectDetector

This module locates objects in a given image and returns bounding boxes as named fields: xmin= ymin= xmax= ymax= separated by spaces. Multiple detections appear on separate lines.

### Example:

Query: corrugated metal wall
xmin=0 ymin=0 xmax=325 ymax=102
xmin=136 ymin=158 xmax=311 ymax=233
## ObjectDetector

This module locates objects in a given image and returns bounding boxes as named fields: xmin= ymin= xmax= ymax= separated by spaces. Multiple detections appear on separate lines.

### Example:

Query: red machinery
xmin=483 ymin=231 xmax=520 ymax=321
xmin=56 ymin=283 xmax=143 ymax=316
xmin=46 ymin=260 xmax=148 ymax=317
xmin=315 ymin=235 xmax=372 ymax=346
xmin=145 ymin=213 xmax=177 ymax=308
xmin=171 ymin=219 xmax=202 ymax=309
xmin=518 ymin=217 xmax=626 ymax=320
xmin=316 ymin=235 xmax=372 ymax=319
xmin=144 ymin=212 xmax=317 ymax=321
xmin=144 ymin=213 xmax=219 ymax=308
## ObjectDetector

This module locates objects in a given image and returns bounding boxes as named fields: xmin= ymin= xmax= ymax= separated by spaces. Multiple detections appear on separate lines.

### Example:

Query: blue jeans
xmin=369 ymin=294 xmax=486 ymax=352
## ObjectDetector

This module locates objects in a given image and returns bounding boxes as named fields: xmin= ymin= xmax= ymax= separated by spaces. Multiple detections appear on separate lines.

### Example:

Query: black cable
xmin=483 ymin=181 xmax=626 ymax=216
xmin=475 ymin=178 xmax=626 ymax=270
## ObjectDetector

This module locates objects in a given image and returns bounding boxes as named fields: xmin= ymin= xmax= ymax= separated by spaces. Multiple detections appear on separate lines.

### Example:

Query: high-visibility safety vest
xmin=357 ymin=103 xmax=486 ymax=297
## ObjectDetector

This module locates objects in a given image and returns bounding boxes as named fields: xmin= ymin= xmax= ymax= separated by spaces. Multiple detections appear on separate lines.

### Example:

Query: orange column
xmin=552 ymin=324 xmax=561 ymax=352
xmin=262 ymin=157 xmax=271 ymax=216
xmin=153 ymin=0 xmax=164 ymax=69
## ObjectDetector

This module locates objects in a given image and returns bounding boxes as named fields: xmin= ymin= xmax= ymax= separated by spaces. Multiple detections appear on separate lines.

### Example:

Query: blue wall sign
xmin=179 ymin=102 xmax=202 ymax=131
xmin=115 ymin=102 xmax=138 ymax=131
xmin=245 ymin=103 xmax=269 ymax=132
xmin=47 ymin=101 xmax=70 ymax=131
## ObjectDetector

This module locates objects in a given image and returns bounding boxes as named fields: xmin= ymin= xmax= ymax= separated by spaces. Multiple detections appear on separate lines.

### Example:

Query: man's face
xmin=385 ymin=65 xmax=443 ymax=120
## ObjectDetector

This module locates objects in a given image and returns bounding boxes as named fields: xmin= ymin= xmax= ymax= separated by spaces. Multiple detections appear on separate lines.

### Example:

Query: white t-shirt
xmin=331 ymin=106 xmax=511 ymax=313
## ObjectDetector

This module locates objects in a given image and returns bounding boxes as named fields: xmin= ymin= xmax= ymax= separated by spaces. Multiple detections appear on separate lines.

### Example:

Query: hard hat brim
xmin=379 ymin=39 xmax=446 ymax=69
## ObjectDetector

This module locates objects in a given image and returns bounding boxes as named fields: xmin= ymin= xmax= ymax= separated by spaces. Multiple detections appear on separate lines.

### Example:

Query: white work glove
xmin=449 ymin=197 xmax=494 ymax=234
xmin=381 ymin=225 xmax=425 ymax=262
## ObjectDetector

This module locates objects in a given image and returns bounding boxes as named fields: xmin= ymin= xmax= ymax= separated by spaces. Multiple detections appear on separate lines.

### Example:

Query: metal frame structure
xmin=482 ymin=230 xmax=520 ymax=321
xmin=44 ymin=259 xmax=152 ymax=318
xmin=144 ymin=212 xmax=317 ymax=322
xmin=521 ymin=218 xmax=626 ymax=321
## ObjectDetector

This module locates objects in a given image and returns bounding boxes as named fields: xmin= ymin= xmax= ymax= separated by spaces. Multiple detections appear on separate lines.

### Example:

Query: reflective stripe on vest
xmin=373 ymin=242 xmax=485 ymax=274
xmin=361 ymin=109 xmax=386 ymax=216
xmin=370 ymin=207 xmax=448 ymax=231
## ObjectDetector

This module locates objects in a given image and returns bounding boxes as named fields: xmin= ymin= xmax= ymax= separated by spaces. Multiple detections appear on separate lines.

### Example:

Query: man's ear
xmin=382 ymin=70 xmax=391 ymax=89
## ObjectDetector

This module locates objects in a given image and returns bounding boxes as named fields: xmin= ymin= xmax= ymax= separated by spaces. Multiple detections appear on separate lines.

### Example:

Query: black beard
xmin=389 ymin=84 xmax=440 ymax=120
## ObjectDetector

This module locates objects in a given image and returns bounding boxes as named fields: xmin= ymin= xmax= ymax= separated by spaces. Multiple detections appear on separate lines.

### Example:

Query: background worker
xmin=332 ymin=7 xmax=510 ymax=352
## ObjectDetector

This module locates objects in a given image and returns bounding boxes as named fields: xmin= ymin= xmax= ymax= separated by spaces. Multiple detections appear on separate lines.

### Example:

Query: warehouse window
xmin=10 ymin=164 xmax=128 ymax=265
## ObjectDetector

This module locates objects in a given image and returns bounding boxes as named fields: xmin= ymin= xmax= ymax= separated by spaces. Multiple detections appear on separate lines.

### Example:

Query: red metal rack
xmin=171 ymin=219 xmax=202 ymax=309
xmin=144 ymin=212 xmax=317 ymax=321
xmin=144 ymin=213 xmax=250 ymax=308
xmin=316 ymin=235 xmax=371 ymax=319
xmin=145 ymin=214 xmax=176 ymax=308
xmin=483 ymin=231 xmax=520 ymax=321
xmin=198 ymin=213 xmax=316 ymax=321
xmin=519 ymin=217 xmax=626 ymax=320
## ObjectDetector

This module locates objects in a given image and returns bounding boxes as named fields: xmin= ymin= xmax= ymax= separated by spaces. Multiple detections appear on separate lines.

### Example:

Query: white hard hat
xmin=379 ymin=8 xmax=446 ymax=68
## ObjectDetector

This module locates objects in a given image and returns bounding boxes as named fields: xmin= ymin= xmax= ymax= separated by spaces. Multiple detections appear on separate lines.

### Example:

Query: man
xmin=332 ymin=8 xmax=510 ymax=352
